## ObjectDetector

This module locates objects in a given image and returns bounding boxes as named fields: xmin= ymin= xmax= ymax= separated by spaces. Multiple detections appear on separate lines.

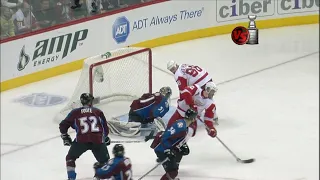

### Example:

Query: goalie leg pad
xmin=107 ymin=119 xmax=141 ymax=137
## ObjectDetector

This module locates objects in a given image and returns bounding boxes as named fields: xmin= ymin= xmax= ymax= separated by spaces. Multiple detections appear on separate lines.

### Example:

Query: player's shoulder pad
xmin=175 ymin=119 xmax=187 ymax=129
xmin=71 ymin=107 xmax=82 ymax=112
xmin=67 ymin=107 xmax=81 ymax=116
xmin=123 ymin=157 xmax=131 ymax=166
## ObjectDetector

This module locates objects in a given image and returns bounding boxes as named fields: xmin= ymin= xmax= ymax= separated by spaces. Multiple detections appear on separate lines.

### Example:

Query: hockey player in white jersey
xmin=167 ymin=82 xmax=218 ymax=138
xmin=167 ymin=60 xmax=219 ymax=124
xmin=167 ymin=60 xmax=215 ymax=92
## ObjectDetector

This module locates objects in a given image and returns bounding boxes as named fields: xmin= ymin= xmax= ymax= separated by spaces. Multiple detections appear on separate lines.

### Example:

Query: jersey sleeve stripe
xmin=140 ymin=96 xmax=155 ymax=103
xmin=194 ymin=72 xmax=209 ymax=85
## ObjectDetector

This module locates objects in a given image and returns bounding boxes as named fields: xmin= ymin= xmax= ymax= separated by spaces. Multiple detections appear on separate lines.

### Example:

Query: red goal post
xmin=55 ymin=47 xmax=152 ymax=121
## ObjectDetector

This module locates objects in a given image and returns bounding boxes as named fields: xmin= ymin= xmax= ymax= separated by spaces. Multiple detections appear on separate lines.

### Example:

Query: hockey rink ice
xmin=1 ymin=24 xmax=319 ymax=180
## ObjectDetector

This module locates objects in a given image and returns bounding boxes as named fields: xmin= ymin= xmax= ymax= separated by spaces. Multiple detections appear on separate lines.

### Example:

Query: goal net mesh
xmin=57 ymin=47 xmax=152 ymax=120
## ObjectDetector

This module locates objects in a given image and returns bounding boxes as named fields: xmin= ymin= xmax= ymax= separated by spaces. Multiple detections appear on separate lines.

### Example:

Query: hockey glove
xmin=179 ymin=143 xmax=190 ymax=156
xmin=206 ymin=126 xmax=217 ymax=138
xmin=164 ymin=149 xmax=175 ymax=161
xmin=61 ymin=133 xmax=72 ymax=146
xmin=104 ymin=136 xmax=111 ymax=146
xmin=93 ymin=162 xmax=105 ymax=170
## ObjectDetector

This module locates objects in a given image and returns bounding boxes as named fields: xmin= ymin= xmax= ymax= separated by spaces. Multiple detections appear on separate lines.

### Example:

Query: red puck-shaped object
xmin=231 ymin=26 xmax=250 ymax=45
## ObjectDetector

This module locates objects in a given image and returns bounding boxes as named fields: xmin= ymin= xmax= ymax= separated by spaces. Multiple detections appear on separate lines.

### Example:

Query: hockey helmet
xmin=204 ymin=82 xmax=218 ymax=99
xmin=160 ymin=86 xmax=172 ymax=99
xmin=185 ymin=108 xmax=198 ymax=121
xmin=167 ymin=60 xmax=178 ymax=71
xmin=113 ymin=144 xmax=125 ymax=157
xmin=80 ymin=93 xmax=94 ymax=106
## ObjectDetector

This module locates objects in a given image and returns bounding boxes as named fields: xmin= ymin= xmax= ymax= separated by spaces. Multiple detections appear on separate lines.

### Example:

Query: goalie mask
xmin=80 ymin=93 xmax=94 ymax=106
xmin=204 ymin=82 xmax=218 ymax=99
xmin=160 ymin=86 xmax=172 ymax=99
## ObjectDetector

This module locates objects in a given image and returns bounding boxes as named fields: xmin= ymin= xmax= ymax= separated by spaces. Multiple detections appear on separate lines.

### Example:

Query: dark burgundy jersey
xmin=59 ymin=106 xmax=109 ymax=144
xmin=130 ymin=93 xmax=162 ymax=111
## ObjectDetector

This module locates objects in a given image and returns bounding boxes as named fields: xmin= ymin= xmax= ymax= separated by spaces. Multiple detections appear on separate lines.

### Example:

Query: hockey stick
xmin=138 ymin=157 xmax=169 ymax=180
xmin=216 ymin=136 xmax=255 ymax=164
xmin=197 ymin=117 xmax=255 ymax=163
xmin=144 ymin=130 xmax=155 ymax=142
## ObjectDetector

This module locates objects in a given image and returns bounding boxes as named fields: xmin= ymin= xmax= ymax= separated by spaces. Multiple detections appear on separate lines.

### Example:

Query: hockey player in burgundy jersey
xmin=107 ymin=87 xmax=172 ymax=137
xmin=59 ymin=93 xmax=111 ymax=180
xmin=129 ymin=86 xmax=172 ymax=125
xmin=93 ymin=144 xmax=133 ymax=180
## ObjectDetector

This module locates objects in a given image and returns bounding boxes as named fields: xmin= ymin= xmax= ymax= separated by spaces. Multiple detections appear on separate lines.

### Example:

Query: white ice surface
xmin=1 ymin=24 xmax=319 ymax=180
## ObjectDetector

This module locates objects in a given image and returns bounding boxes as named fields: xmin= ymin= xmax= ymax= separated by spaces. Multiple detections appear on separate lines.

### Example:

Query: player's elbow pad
xmin=181 ymin=92 xmax=193 ymax=105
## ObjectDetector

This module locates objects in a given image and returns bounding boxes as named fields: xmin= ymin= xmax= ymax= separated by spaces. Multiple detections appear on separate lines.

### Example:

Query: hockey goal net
xmin=56 ymin=47 xmax=152 ymax=120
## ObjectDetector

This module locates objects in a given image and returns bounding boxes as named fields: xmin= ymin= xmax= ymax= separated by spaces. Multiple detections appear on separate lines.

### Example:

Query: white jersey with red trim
xmin=174 ymin=64 xmax=211 ymax=92
xmin=176 ymin=85 xmax=217 ymax=127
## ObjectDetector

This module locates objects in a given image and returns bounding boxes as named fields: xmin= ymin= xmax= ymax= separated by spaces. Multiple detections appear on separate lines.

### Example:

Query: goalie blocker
xmin=108 ymin=87 xmax=172 ymax=137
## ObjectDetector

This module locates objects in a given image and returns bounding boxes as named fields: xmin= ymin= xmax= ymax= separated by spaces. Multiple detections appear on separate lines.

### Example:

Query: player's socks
xmin=67 ymin=170 xmax=76 ymax=180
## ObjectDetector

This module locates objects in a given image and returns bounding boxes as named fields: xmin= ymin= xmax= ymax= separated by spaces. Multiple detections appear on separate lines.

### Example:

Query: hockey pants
xmin=66 ymin=142 xmax=110 ymax=168
xmin=155 ymin=151 xmax=183 ymax=173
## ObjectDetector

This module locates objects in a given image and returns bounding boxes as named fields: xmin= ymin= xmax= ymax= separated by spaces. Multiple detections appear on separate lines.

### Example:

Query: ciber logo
xmin=217 ymin=0 xmax=318 ymax=21
xmin=14 ymin=93 xmax=67 ymax=107
xmin=112 ymin=16 xmax=130 ymax=44
xmin=17 ymin=29 xmax=88 ymax=71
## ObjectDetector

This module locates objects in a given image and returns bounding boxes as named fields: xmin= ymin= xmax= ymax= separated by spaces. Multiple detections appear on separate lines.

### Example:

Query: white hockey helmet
xmin=204 ymin=82 xmax=218 ymax=99
xmin=167 ymin=60 xmax=178 ymax=71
